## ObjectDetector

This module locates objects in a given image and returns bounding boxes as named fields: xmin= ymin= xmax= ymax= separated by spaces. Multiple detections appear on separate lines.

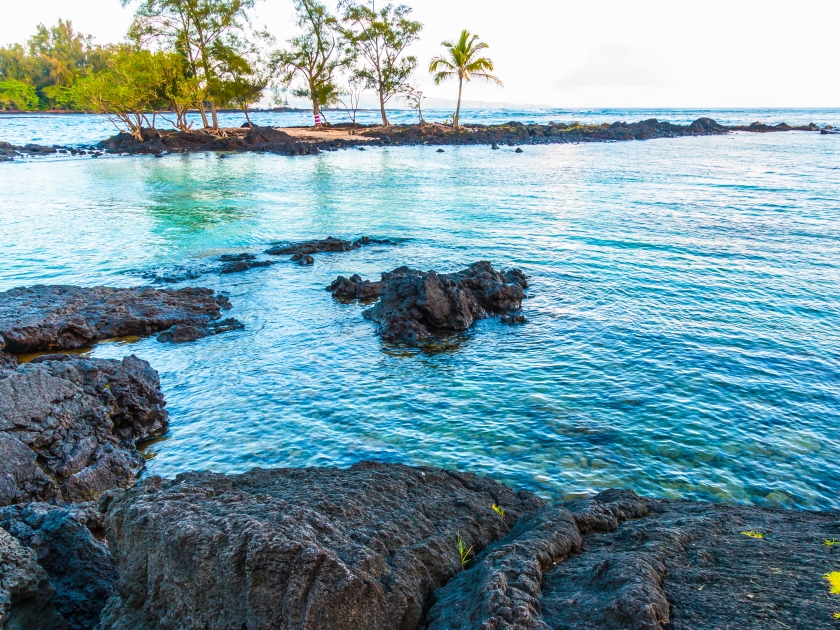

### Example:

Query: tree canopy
xmin=338 ymin=1 xmax=421 ymax=126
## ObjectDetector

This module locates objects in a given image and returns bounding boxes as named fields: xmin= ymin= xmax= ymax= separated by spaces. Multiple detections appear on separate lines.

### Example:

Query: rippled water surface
xmin=2 ymin=111 xmax=839 ymax=509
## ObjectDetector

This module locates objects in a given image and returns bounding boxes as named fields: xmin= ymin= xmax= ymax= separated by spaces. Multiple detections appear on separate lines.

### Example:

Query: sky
xmin=1 ymin=0 xmax=838 ymax=108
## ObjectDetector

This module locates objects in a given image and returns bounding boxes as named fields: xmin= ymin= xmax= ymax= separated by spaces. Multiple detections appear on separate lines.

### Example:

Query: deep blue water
xmin=1 ymin=110 xmax=839 ymax=510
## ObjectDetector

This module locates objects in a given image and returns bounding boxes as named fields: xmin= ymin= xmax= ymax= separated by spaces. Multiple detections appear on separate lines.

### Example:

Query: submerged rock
xmin=218 ymin=253 xmax=275 ymax=275
xmin=0 ymin=527 xmax=67 ymax=630
xmin=155 ymin=317 xmax=243 ymax=343
xmin=363 ymin=261 xmax=528 ymax=342
xmin=98 ymin=462 xmax=542 ymax=630
xmin=0 ymin=355 xmax=167 ymax=506
xmin=327 ymin=274 xmax=382 ymax=301
xmin=0 ymin=503 xmax=116 ymax=630
xmin=0 ymin=285 xmax=236 ymax=353
xmin=265 ymin=235 xmax=391 ymax=261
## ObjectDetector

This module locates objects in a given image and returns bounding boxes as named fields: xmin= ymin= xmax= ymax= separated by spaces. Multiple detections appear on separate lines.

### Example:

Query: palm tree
xmin=428 ymin=30 xmax=502 ymax=129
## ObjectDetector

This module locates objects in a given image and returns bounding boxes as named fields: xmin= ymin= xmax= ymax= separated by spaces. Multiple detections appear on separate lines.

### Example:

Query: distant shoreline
xmin=1 ymin=117 xmax=836 ymax=162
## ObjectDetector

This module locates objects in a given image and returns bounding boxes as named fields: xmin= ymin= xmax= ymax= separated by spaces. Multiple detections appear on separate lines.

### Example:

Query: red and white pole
xmin=314 ymin=113 xmax=322 ymax=127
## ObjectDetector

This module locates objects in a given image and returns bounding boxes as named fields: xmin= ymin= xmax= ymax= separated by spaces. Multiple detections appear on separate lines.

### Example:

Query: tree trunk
xmin=312 ymin=97 xmax=321 ymax=127
xmin=379 ymin=91 xmax=389 ymax=127
xmin=242 ymin=103 xmax=251 ymax=125
xmin=199 ymin=103 xmax=209 ymax=128
xmin=210 ymin=101 xmax=219 ymax=130
xmin=454 ymin=75 xmax=463 ymax=129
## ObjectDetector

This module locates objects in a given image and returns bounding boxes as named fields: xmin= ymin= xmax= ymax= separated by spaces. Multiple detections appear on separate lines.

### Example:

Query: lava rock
xmin=426 ymin=489 xmax=840 ymax=629
xmin=515 ymin=147 xmax=523 ymax=153
xmin=0 ymin=334 xmax=17 ymax=374
xmin=298 ymin=254 xmax=314 ymax=266
xmin=363 ymin=261 xmax=528 ymax=342
xmin=0 ymin=527 xmax=67 ymax=630
xmin=97 ymin=462 xmax=543 ymax=630
xmin=265 ymin=235 xmax=388 ymax=260
xmin=501 ymin=314 xmax=527 ymax=325
xmin=219 ymin=259 xmax=274 ymax=274
xmin=0 ymin=355 xmax=167 ymax=506
xmin=0 ymin=503 xmax=116 ymax=630
xmin=156 ymin=317 xmax=243 ymax=343
xmin=327 ymin=274 xmax=382 ymax=301
xmin=0 ymin=285 xmax=234 ymax=353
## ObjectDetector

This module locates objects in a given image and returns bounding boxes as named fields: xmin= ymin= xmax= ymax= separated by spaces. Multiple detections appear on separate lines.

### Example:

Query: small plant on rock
xmin=741 ymin=530 xmax=765 ymax=539
xmin=456 ymin=531 xmax=473 ymax=567
xmin=490 ymin=503 xmax=505 ymax=519
xmin=824 ymin=539 xmax=839 ymax=547
xmin=824 ymin=571 xmax=840 ymax=595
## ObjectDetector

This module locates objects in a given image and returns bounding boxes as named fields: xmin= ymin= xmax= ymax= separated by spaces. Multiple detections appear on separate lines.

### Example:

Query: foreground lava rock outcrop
xmin=0 ymin=355 xmax=167 ymax=507
xmin=92 ymin=464 xmax=840 ymax=630
xmin=0 ymin=502 xmax=116 ymax=630
xmin=327 ymin=274 xmax=383 ymax=301
xmin=0 ymin=526 xmax=68 ymax=629
xmin=362 ymin=261 xmax=528 ymax=341
xmin=0 ymin=285 xmax=239 ymax=352
xmin=97 ymin=462 xmax=542 ymax=630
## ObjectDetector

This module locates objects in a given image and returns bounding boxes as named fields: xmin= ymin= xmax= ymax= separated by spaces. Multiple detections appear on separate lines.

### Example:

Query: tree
xmin=402 ymin=85 xmax=424 ymax=126
xmin=429 ymin=30 xmax=501 ymax=129
xmin=338 ymin=1 xmax=421 ymax=126
xmin=0 ymin=20 xmax=113 ymax=110
xmin=0 ymin=79 xmax=39 ymax=110
xmin=272 ymin=0 xmax=342 ymax=127
xmin=338 ymin=74 xmax=363 ymax=127
xmin=71 ymin=47 xmax=174 ymax=140
xmin=124 ymin=0 xmax=259 ymax=129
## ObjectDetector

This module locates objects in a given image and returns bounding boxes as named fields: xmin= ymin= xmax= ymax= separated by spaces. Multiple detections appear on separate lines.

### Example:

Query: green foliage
xmin=824 ymin=539 xmax=839 ymax=547
xmin=71 ymin=47 xmax=191 ymax=139
xmin=124 ymin=0 xmax=264 ymax=128
xmin=456 ymin=531 xmax=473 ymax=566
xmin=0 ymin=79 xmax=39 ymax=110
xmin=429 ymin=30 xmax=501 ymax=129
xmin=0 ymin=20 xmax=113 ymax=110
xmin=826 ymin=572 xmax=840 ymax=595
xmin=338 ymin=1 xmax=422 ymax=126
xmin=741 ymin=530 xmax=765 ymax=539
xmin=490 ymin=503 xmax=505 ymax=519
xmin=273 ymin=0 xmax=342 ymax=125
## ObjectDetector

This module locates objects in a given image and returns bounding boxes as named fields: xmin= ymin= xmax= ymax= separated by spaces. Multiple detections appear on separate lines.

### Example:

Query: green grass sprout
xmin=456 ymin=531 xmax=473 ymax=567
xmin=824 ymin=572 xmax=840 ymax=595
xmin=824 ymin=539 xmax=839 ymax=547
xmin=741 ymin=530 xmax=765 ymax=539
xmin=491 ymin=503 xmax=506 ymax=519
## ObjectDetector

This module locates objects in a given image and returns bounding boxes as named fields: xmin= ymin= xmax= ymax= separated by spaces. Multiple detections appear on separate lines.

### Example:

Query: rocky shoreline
xmin=2 ymin=281 xmax=840 ymax=629
xmin=1 ymin=117 xmax=836 ymax=161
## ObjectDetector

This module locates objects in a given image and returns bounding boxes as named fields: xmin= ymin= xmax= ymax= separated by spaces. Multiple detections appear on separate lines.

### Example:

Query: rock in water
xmin=0 ymin=355 xmax=168 ymax=506
xmin=0 ymin=527 xmax=67 ymax=630
xmin=264 ymin=236 xmax=391 ymax=261
xmin=98 ymin=462 xmax=543 ymax=630
xmin=0 ymin=503 xmax=116 ymax=630
xmin=327 ymin=274 xmax=382 ymax=301
xmin=363 ymin=261 xmax=528 ymax=341
xmin=0 ymin=285 xmax=236 ymax=353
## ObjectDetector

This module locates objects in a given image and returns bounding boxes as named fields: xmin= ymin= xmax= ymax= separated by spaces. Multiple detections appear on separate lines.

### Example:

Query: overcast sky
xmin=1 ymin=0 xmax=838 ymax=108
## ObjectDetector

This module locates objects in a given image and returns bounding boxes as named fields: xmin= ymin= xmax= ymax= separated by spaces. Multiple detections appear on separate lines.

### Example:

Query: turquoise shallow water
xmin=1 ymin=111 xmax=839 ymax=509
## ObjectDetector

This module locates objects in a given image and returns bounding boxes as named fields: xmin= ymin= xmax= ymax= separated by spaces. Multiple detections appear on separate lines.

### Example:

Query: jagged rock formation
xmin=0 ymin=285 xmax=239 ymax=352
xmin=362 ymin=262 xmax=528 ymax=342
xmin=96 ymin=125 xmax=319 ymax=156
xmin=97 ymin=462 xmax=543 ymax=630
xmin=0 ymin=503 xmax=116 ymax=630
xmin=0 ymin=527 xmax=67 ymax=630
xmin=0 ymin=355 xmax=167 ymax=507
xmin=327 ymin=274 xmax=382 ymax=301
